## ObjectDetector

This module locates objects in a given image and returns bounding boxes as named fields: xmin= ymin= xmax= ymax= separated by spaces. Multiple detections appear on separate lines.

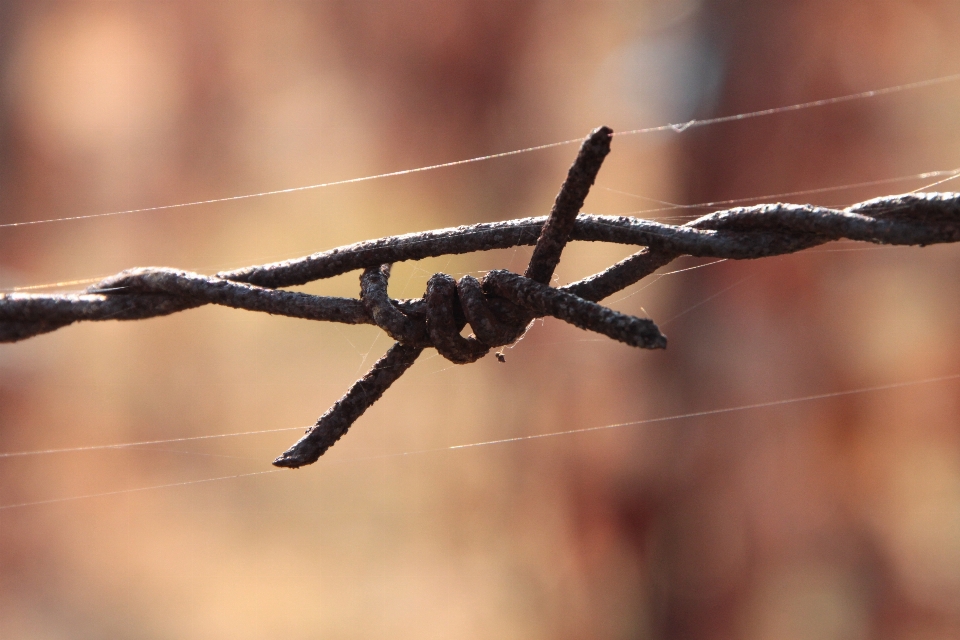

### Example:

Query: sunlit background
xmin=2 ymin=1 xmax=960 ymax=638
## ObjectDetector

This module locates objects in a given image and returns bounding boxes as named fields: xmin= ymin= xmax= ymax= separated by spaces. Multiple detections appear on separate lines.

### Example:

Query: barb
xmin=274 ymin=342 xmax=424 ymax=468
xmin=2 ymin=127 xmax=960 ymax=467
xmin=526 ymin=126 xmax=612 ymax=284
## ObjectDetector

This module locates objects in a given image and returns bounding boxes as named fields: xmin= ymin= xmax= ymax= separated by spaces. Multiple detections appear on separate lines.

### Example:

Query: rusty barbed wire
xmin=2 ymin=126 xmax=959 ymax=468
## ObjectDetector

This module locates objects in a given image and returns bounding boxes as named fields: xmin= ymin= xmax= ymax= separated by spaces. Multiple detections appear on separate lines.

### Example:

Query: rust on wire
xmin=525 ymin=126 xmax=612 ymax=285
xmin=2 ymin=127 xmax=960 ymax=467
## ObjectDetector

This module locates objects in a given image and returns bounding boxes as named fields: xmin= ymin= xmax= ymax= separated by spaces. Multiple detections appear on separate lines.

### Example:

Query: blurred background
xmin=2 ymin=1 xmax=960 ymax=638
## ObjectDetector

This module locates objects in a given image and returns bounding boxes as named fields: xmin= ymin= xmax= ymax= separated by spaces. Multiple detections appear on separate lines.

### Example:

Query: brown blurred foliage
xmin=1 ymin=1 xmax=960 ymax=638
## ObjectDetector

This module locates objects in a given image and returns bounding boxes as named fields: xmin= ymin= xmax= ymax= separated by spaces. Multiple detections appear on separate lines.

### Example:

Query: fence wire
xmin=2 ymin=127 xmax=959 ymax=467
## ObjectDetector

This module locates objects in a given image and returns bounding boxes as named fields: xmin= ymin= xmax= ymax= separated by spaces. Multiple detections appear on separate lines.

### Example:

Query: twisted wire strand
xmin=3 ymin=194 xmax=956 ymax=341
xmin=2 ymin=125 xmax=960 ymax=467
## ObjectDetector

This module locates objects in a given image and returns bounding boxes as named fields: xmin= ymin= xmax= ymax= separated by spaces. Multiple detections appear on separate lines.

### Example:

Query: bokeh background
xmin=2 ymin=1 xmax=960 ymax=638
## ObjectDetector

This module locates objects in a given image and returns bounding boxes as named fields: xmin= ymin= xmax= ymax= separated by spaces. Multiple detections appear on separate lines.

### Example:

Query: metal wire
xmin=2 ymin=127 xmax=959 ymax=467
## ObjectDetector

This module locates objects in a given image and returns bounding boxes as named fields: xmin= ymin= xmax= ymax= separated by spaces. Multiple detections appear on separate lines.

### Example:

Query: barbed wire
xmin=2 ymin=127 xmax=959 ymax=468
